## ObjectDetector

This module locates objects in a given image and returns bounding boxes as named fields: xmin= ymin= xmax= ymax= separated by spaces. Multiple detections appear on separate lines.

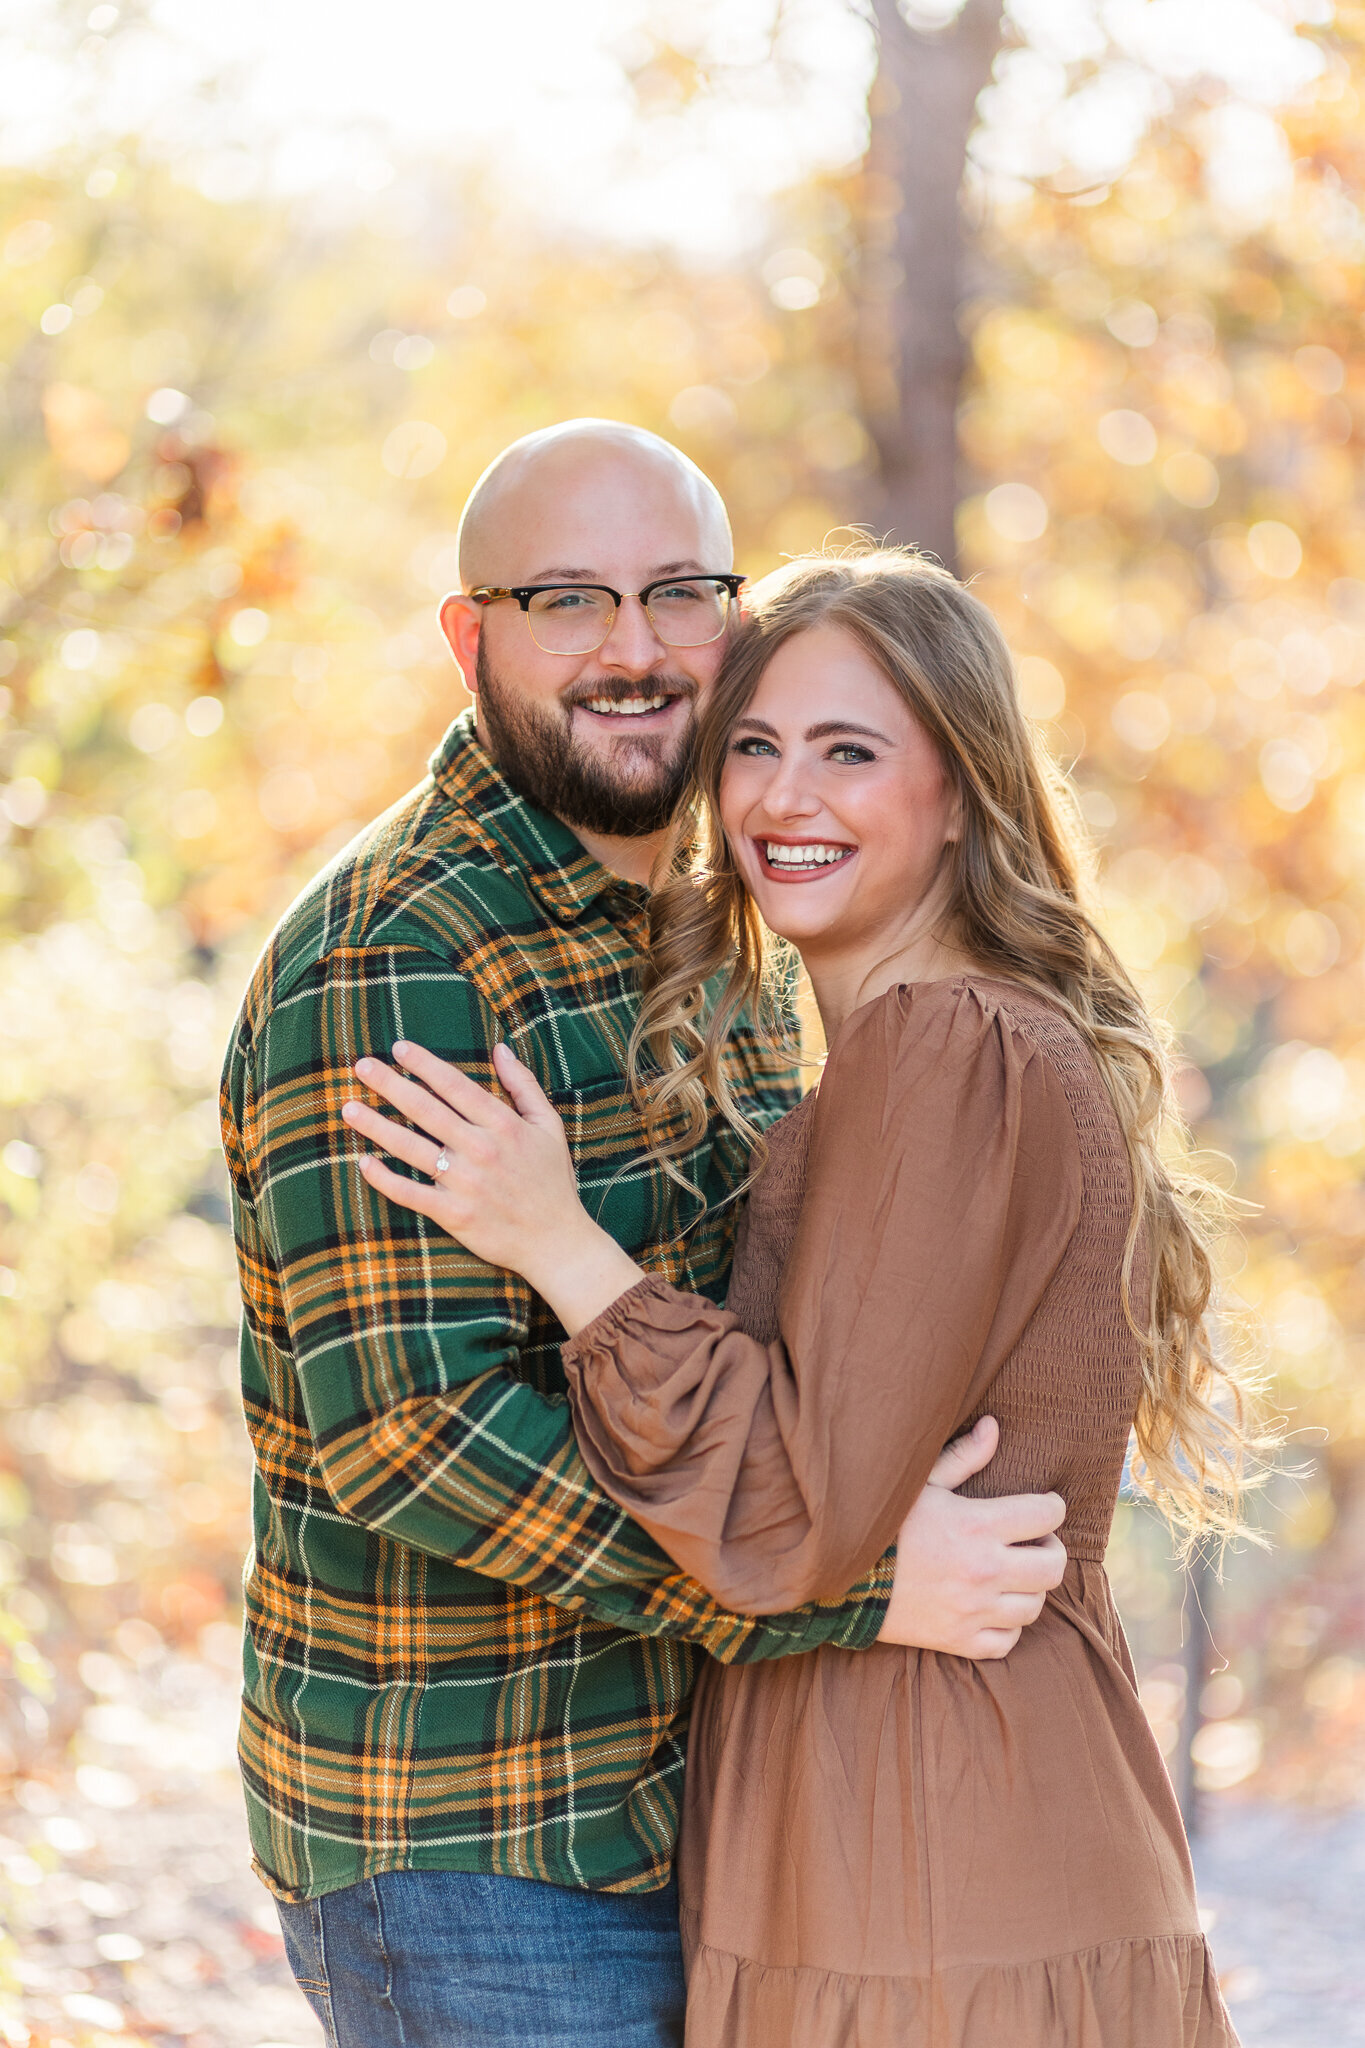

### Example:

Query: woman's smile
xmin=753 ymin=834 xmax=859 ymax=882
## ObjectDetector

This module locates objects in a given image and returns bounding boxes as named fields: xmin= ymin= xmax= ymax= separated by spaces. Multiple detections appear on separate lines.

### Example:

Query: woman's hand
xmin=341 ymin=1040 xmax=645 ymax=1335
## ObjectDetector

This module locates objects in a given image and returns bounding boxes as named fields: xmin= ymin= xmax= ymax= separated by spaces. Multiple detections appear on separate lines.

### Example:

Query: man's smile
xmin=569 ymin=688 xmax=691 ymax=732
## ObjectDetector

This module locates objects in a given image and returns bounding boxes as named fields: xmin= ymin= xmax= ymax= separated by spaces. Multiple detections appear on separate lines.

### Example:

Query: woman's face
xmin=718 ymin=622 xmax=961 ymax=961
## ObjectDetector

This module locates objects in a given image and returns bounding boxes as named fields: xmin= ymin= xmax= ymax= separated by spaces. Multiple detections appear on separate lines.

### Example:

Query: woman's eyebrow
xmin=804 ymin=720 xmax=892 ymax=743
xmin=730 ymin=716 xmax=893 ymax=743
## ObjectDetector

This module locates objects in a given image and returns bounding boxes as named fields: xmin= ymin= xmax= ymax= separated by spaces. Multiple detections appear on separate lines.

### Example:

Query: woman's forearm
xmin=525 ymin=1219 xmax=647 ymax=1339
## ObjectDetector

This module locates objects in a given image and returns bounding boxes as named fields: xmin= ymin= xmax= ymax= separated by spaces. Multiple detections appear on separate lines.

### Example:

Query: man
xmin=221 ymin=419 xmax=1067 ymax=2047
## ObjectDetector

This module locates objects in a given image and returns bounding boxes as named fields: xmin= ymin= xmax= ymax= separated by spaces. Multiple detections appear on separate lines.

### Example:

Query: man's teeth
xmin=582 ymin=695 xmax=671 ymax=716
xmin=764 ymin=842 xmax=853 ymax=868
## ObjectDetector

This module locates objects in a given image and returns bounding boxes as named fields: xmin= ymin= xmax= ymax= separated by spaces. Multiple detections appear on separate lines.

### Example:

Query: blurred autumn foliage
xmin=3 ymin=0 xmax=1365 ymax=2037
xmin=959 ymin=22 xmax=1365 ymax=1807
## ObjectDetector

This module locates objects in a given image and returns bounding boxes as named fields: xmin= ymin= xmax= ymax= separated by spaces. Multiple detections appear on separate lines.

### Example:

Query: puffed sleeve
xmin=561 ymin=981 xmax=1083 ymax=1613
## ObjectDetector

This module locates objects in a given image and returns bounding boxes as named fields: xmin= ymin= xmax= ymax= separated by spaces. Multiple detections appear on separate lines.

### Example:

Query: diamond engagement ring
xmin=433 ymin=1149 xmax=450 ymax=1178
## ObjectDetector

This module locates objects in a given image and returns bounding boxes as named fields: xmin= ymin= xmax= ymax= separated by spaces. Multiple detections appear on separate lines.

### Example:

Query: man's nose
xmin=596 ymin=595 xmax=669 ymax=676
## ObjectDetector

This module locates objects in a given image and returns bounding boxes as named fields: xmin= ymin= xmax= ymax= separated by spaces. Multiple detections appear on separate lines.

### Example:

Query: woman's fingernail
xmin=392 ymin=1040 xmax=411 ymax=1058
xmin=341 ymin=1101 xmax=357 ymax=1121
xmin=355 ymin=1058 xmax=374 ymax=1076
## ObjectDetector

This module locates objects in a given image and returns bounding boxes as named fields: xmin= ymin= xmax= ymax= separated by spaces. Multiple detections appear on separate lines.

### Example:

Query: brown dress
xmin=562 ymin=977 xmax=1238 ymax=2047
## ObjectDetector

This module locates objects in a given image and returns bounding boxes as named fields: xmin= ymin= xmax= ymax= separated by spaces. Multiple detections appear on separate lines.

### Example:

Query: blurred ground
xmin=3 ymin=1627 xmax=1362 ymax=2047
xmin=3 ymin=1632 xmax=321 ymax=2048
xmin=1194 ymin=1801 xmax=1365 ymax=2045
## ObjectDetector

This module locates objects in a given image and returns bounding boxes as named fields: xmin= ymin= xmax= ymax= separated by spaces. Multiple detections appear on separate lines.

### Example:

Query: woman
xmin=342 ymin=548 xmax=1249 ymax=2045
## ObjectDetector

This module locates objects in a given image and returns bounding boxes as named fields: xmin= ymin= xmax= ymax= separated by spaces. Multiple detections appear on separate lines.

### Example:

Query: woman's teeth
xmin=764 ymin=842 xmax=853 ymax=868
xmin=582 ymin=695 xmax=671 ymax=716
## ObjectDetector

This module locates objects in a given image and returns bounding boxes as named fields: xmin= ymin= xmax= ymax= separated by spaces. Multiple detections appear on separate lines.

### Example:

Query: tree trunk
xmin=858 ymin=0 xmax=1005 ymax=572
xmin=1176 ymin=1544 xmax=1216 ymax=1836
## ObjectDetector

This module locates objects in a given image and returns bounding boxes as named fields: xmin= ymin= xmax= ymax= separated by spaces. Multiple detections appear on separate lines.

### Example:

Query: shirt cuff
xmin=830 ymin=1546 xmax=896 ymax=1649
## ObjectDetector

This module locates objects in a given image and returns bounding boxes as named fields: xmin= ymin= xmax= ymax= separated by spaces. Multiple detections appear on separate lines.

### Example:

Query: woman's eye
xmin=732 ymin=736 xmax=777 ymax=757
xmin=829 ymin=744 xmax=875 ymax=765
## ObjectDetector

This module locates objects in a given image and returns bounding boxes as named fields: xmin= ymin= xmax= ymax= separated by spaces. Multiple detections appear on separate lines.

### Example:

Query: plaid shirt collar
xmin=429 ymin=709 xmax=648 ymax=928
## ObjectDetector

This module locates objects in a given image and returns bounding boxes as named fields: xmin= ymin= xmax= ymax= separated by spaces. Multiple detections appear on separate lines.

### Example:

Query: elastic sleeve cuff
xmin=561 ymin=1274 xmax=733 ymax=1373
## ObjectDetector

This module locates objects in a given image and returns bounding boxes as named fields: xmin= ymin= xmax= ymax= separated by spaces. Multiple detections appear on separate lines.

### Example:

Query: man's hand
xmin=876 ymin=1417 xmax=1066 ymax=1659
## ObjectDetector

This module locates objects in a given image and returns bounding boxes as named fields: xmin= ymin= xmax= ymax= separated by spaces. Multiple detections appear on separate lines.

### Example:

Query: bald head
xmin=456 ymin=418 xmax=732 ymax=590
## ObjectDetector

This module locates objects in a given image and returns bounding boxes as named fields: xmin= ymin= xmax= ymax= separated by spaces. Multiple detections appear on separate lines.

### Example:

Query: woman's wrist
xmin=526 ymin=1218 xmax=647 ymax=1339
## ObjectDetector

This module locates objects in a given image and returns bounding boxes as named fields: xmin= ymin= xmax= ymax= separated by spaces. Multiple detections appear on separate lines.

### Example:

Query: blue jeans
xmin=274 ymin=1867 xmax=685 ymax=2047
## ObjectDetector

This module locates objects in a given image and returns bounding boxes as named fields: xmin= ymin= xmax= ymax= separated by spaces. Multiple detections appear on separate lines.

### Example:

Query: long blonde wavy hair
xmin=630 ymin=544 xmax=1262 ymax=1547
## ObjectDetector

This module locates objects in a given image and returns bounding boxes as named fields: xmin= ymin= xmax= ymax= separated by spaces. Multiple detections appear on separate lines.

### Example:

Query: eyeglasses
xmin=470 ymin=574 xmax=745 ymax=655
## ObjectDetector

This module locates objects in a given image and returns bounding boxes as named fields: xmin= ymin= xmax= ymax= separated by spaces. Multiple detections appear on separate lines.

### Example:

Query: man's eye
xmin=542 ymin=591 xmax=596 ymax=611
xmin=651 ymin=583 xmax=704 ymax=603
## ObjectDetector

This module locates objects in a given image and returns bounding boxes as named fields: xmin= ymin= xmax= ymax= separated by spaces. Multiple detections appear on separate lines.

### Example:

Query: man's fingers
xmin=342 ymin=1099 xmax=444 ymax=1177
xmin=926 ymin=1416 xmax=999 ymax=1491
xmin=974 ymin=1490 xmax=1067 ymax=1547
xmin=986 ymin=1590 xmax=1049 ymax=1629
xmin=969 ymin=1628 xmax=1022 ymax=1661
xmin=993 ymin=1532 xmax=1068 ymax=1598
xmin=390 ymin=1040 xmax=505 ymax=1128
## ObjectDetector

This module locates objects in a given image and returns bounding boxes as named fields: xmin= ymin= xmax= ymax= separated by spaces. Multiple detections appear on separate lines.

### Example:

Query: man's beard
xmin=474 ymin=638 xmax=697 ymax=839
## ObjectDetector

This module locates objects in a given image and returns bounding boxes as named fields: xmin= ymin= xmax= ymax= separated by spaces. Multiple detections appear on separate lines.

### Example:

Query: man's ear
xmin=440 ymin=593 xmax=483 ymax=691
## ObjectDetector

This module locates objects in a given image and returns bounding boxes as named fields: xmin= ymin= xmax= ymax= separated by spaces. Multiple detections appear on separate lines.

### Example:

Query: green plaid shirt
xmin=221 ymin=711 xmax=891 ymax=1904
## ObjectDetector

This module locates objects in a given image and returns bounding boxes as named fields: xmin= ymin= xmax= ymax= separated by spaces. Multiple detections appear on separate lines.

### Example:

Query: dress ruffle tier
xmin=682 ymin=1928 xmax=1232 ymax=2048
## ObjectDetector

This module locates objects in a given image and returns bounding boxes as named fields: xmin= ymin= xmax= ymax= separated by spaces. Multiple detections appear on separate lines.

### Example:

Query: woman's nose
xmin=760 ymin=759 xmax=821 ymax=820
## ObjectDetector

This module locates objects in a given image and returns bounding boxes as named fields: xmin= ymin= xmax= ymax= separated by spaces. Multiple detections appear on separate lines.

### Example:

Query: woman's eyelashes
xmin=729 ymin=736 xmax=879 ymax=765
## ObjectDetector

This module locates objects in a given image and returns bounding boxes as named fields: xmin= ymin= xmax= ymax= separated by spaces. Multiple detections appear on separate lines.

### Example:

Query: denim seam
xmin=311 ymin=1895 xmax=339 ymax=2048
xmin=369 ymin=1876 xmax=409 ymax=2048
